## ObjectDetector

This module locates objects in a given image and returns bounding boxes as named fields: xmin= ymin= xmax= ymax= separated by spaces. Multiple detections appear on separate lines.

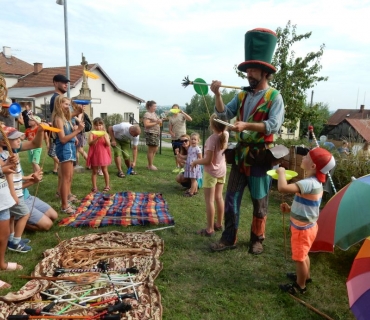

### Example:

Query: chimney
xmin=3 ymin=46 xmax=11 ymax=58
xmin=33 ymin=63 xmax=43 ymax=74
xmin=360 ymin=104 xmax=365 ymax=113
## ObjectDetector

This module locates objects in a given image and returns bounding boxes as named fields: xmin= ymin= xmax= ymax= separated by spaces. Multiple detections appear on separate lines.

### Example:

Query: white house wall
xmin=85 ymin=69 xmax=140 ymax=122
xmin=32 ymin=69 xmax=140 ymax=123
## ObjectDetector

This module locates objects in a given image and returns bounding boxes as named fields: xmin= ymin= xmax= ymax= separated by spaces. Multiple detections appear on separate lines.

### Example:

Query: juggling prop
xmin=182 ymin=76 xmax=253 ymax=95
xmin=83 ymin=70 xmax=100 ymax=79
xmin=73 ymin=100 xmax=90 ymax=105
xmin=267 ymin=169 xmax=298 ymax=260
xmin=8 ymin=102 xmax=22 ymax=116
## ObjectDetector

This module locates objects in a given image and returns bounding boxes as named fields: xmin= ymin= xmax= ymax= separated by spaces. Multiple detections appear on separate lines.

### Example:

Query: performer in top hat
xmin=210 ymin=28 xmax=285 ymax=254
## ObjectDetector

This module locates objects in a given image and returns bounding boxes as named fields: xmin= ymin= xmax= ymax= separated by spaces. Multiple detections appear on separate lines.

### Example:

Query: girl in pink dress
xmin=87 ymin=117 xmax=112 ymax=192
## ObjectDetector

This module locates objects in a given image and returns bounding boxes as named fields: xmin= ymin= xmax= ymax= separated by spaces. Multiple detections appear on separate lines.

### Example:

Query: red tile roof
xmin=327 ymin=108 xmax=370 ymax=125
xmin=0 ymin=52 xmax=33 ymax=76
xmin=11 ymin=64 xmax=96 ymax=88
xmin=345 ymin=119 xmax=370 ymax=142
xmin=10 ymin=63 xmax=145 ymax=102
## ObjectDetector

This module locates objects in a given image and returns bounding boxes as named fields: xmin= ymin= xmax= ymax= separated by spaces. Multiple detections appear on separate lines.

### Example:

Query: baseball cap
xmin=53 ymin=74 xmax=70 ymax=83
xmin=0 ymin=125 xmax=25 ymax=140
xmin=30 ymin=116 xmax=41 ymax=123
xmin=309 ymin=147 xmax=336 ymax=183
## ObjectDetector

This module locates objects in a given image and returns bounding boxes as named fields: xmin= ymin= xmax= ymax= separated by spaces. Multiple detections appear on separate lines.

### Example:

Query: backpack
xmin=83 ymin=113 xmax=92 ymax=132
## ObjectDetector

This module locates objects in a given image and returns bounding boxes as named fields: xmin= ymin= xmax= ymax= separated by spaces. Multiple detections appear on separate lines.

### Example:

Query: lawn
xmin=0 ymin=146 xmax=357 ymax=320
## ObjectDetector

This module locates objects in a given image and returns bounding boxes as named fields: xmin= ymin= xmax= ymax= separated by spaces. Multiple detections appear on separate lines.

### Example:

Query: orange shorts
xmin=290 ymin=223 xmax=318 ymax=262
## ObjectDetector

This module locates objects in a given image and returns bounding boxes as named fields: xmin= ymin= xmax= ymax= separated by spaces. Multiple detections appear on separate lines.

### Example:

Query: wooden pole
xmin=289 ymin=294 xmax=334 ymax=320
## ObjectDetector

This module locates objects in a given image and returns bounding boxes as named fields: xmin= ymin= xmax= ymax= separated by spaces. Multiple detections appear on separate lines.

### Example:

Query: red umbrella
xmin=310 ymin=174 xmax=370 ymax=253
xmin=347 ymin=237 xmax=370 ymax=319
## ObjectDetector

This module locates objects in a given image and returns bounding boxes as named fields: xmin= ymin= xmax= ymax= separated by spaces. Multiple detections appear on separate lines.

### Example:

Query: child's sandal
xmin=68 ymin=194 xmax=79 ymax=202
xmin=183 ymin=192 xmax=194 ymax=197
xmin=103 ymin=186 xmax=111 ymax=192
xmin=91 ymin=188 xmax=98 ymax=193
xmin=60 ymin=205 xmax=76 ymax=215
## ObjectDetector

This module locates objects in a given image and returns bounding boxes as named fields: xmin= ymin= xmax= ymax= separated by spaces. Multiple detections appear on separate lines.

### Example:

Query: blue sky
xmin=2 ymin=0 xmax=370 ymax=110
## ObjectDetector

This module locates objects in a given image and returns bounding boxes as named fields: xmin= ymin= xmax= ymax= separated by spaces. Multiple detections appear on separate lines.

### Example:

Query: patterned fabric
xmin=0 ymin=231 xmax=164 ymax=319
xmin=59 ymin=192 xmax=175 ymax=228
xmin=236 ymin=88 xmax=279 ymax=143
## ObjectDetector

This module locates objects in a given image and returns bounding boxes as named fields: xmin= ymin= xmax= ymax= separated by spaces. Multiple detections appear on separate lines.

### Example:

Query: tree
xmin=299 ymin=102 xmax=331 ymax=138
xmin=104 ymin=113 xmax=124 ymax=129
xmin=234 ymin=21 xmax=328 ymax=130
xmin=185 ymin=89 xmax=239 ymax=127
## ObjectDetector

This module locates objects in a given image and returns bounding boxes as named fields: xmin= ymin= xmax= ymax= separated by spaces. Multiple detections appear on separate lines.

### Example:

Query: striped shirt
xmin=290 ymin=177 xmax=323 ymax=225
xmin=1 ymin=150 xmax=23 ymax=198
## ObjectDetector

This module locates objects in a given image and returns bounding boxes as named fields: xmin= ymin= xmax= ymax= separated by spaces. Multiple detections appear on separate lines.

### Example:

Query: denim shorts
xmin=56 ymin=141 xmax=76 ymax=163
xmin=0 ymin=208 xmax=10 ymax=221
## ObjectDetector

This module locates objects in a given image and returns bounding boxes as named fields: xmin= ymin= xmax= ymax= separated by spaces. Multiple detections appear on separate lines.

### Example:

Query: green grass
xmin=0 ymin=146 xmax=356 ymax=320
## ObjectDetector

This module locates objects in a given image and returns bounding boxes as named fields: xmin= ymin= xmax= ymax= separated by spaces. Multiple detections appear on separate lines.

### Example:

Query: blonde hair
xmin=190 ymin=132 xmax=200 ymax=142
xmin=51 ymin=96 xmax=72 ymax=128
xmin=210 ymin=114 xmax=228 ymax=150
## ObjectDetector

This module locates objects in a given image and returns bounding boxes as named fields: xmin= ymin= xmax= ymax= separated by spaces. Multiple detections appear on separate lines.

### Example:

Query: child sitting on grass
xmin=276 ymin=147 xmax=335 ymax=294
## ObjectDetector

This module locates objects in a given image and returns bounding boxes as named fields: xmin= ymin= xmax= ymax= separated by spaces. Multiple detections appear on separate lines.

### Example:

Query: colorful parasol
xmin=347 ymin=237 xmax=370 ymax=319
xmin=310 ymin=174 xmax=370 ymax=252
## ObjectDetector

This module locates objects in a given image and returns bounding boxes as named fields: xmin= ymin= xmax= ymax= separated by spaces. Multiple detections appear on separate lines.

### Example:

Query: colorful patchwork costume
xmin=213 ymin=28 xmax=285 ymax=254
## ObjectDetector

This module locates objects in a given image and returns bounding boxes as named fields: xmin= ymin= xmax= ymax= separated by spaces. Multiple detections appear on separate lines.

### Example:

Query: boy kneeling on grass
xmin=276 ymin=147 xmax=335 ymax=294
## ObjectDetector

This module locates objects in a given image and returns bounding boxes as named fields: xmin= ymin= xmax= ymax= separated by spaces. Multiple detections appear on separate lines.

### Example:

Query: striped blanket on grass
xmin=59 ymin=191 xmax=175 ymax=228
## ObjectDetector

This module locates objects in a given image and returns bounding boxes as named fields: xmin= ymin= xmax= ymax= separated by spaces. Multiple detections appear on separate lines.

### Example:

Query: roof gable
xmin=327 ymin=108 xmax=370 ymax=125
xmin=345 ymin=118 xmax=370 ymax=142
xmin=10 ymin=63 xmax=144 ymax=103
xmin=0 ymin=52 xmax=33 ymax=76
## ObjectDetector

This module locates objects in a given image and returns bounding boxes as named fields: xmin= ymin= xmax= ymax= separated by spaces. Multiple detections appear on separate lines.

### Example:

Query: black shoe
xmin=279 ymin=282 xmax=306 ymax=294
xmin=286 ymin=272 xmax=312 ymax=284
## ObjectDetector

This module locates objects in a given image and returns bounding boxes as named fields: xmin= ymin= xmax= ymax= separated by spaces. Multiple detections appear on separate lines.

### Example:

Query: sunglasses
xmin=181 ymin=139 xmax=189 ymax=143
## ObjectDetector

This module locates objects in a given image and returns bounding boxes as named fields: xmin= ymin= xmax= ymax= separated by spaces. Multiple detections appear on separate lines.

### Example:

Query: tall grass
xmin=0 ymin=146 xmax=356 ymax=319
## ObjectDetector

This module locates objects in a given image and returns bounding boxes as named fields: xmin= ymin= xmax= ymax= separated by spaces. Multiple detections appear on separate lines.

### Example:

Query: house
xmin=1 ymin=46 xmax=145 ymax=122
xmin=0 ymin=46 xmax=33 ymax=87
xmin=321 ymin=105 xmax=370 ymax=142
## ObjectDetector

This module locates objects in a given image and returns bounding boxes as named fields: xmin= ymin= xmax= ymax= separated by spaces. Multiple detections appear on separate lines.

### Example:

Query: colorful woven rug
xmin=0 ymin=231 xmax=164 ymax=319
xmin=59 ymin=192 xmax=175 ymax=228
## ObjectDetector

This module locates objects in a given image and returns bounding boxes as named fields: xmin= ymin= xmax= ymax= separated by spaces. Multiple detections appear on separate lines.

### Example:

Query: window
xmin=123 ymin=113 xmax=132 ymax=122
xmin=102 ymin=84 xmax=105 ymax=92
xmin=100 ymin=113 xmax=107 ymax=120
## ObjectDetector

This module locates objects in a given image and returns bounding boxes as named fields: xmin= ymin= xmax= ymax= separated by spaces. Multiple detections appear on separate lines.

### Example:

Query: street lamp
xmin=56 ymin=0 xmax=70 ymax=98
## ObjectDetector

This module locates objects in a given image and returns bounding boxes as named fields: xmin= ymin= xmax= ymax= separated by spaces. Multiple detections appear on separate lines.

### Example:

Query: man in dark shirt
xmin=50 ymin=74 xmax=70 ymax=114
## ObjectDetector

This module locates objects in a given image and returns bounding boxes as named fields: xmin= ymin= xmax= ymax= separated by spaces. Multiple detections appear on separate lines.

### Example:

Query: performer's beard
xmin=248 ymin=76 xmax=262 ymax=89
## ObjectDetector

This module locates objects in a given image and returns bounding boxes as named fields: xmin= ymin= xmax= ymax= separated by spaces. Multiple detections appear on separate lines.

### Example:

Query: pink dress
xmin=87 ymin=134 xmax=112 ymax=167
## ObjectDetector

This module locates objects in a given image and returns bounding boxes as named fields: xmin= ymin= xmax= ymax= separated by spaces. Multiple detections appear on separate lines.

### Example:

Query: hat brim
xmin=237 ymin=60 xmax=276 ymax=74
xmin=8 ymin=131 xmax=24 ymax=140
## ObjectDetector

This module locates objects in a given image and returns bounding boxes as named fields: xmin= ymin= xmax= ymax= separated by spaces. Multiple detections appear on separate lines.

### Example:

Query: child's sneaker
xmin=8 ymin=241 xmax=32 ymax=253
xmin=172 ymin=167 xmax=181 ymax=173
xmin=7 ymin=238 xmax=30 ymax=247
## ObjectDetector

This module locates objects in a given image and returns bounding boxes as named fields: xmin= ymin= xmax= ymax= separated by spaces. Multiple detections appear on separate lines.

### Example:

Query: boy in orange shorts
xmin=276 ymin=147 xmax=335 ymax=294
